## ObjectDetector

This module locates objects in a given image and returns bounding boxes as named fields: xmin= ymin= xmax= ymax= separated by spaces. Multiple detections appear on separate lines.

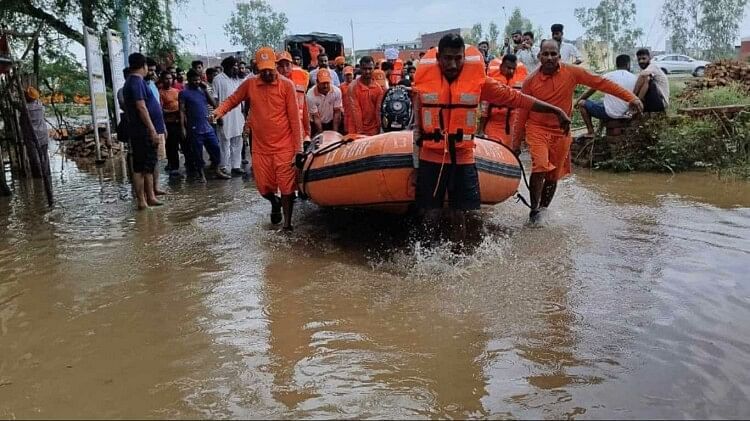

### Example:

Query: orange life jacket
xmin=487 ymin=57 xmax=527 ymax=87
xmin=289 ymin=68 xmax=309 ymax=120
xmin=484 ymin=57 xmax=527 ymax=138
xmin=414 ymin=45 xmax=486 ymax=157
xmin=388 ymin=59 xmax=404 ymax=85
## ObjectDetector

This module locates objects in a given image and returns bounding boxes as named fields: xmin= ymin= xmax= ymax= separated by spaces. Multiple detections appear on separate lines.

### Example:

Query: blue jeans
xmin=583 ymin=100 xmax=610 ymax=121
xmin=189 ymin=130 xmax=221 ymax=173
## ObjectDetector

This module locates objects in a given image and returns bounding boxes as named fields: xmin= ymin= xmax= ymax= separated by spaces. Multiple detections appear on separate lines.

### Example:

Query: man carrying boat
xmin=413 ymin=33 xmax=570 ymax=242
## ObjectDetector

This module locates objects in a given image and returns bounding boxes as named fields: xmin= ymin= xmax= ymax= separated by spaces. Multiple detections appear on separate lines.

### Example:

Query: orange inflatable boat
xmin=298 ymin=131 xmax=522 ymax=213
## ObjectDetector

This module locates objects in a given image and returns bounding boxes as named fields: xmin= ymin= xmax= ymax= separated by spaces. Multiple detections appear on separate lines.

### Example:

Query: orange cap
xmin=373 ymin=69 xmax=387 ymax=87
xmin=335 ymin=56 xmax=345 ymax=66
xmin=343 ymin=66 xmax=354 ymax=75
xmin=255 ymin=47 xmax=276 ymax=71
xmin=275 ymin=50 xmax=292 ymax=63
xmin=316 ymin=68 xmax=332 ymax=84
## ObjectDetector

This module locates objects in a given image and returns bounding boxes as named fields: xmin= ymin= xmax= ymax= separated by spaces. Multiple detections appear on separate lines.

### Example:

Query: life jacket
xmin=289 ymin=68 xmax=309 ymax=121
xmin=485 ymin=57 xmax=527 ymax=136
xmin=487 ymin=57 xmax=527 ymax=88
xmin=414 ymin=45 xmax=486 ymax=161
xmin=388 ymin=59 xmax=404 ymax=85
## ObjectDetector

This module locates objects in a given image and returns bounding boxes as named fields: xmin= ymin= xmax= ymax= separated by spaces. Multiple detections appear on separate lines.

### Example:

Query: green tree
xmin=661 ymin=0 xmax=747 ymax=59
xmin=465 ymin=23 xmax=484 ymax=46
xmin=697 ymin=0 xmax=747 ymax=58
xmin=574 ymin=0 xmax=643 ymax=69
xmin=660 ymin=0 xmax=699 ymax=55
xmin=0 ymin=0 xmax=181 ymax=55
xmin=503 ymin=7 xmax=534 ymax=39
xmin=487 ymin=22 xmax=501 ymax=53
xmin=574 ymin=0 xmax=643 ymax=54
xmin=224 ymin=0 xmax=288 ymax=54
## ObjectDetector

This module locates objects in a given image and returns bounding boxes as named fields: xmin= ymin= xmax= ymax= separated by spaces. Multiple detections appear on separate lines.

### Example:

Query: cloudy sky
xmin=173 ymin=0 xmax=750 ymax=55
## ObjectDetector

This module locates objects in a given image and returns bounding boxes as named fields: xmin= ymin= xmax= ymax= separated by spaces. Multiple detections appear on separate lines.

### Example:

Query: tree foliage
xmin=503 ymin=7 xmax=535 ymax=39
xmin=0 ymin=0 xmax=182 ymax=57
xmin=574 ymin=0 xmax=643 ymax=56
xmin=662 ymin=0 xmax=747 ymax=59
xmin=487 ymin=22 xmax=501 ymax=52
xmin=464 ymin=23 xmax=484 ymax=47
xmin=224 ymin=0 xmax=288 ymax=54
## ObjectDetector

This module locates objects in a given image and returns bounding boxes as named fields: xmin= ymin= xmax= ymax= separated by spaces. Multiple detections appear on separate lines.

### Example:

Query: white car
xmin=652 ymin=54 xmax=710 ymax=77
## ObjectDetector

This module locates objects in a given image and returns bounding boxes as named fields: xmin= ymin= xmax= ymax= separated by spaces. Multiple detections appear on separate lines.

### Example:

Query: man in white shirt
xmin=213 ymin=56 xmax=245 ymax=176
xmin=307 ymin=69 xmax=343 ymax=136
xmin=516 ymin=31 xmax=540 ymax=70
xmin=309 ymin=54 xmax=341 ymax=87
xmin=634 ymin=48 xmax=670 ymax=113
xmin=551 ymin=24 xmax=583 ymax=65
xmin=576 ymin=54 xmax=638 ymax=138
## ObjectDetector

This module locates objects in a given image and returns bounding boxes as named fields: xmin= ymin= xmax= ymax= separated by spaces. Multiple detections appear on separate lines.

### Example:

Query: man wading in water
xmin=512 ymin=40 xmax=643 ymax=226
xmin=213 ymin=47 xmax=303 ymax=231
xmin=413 ymin=34 xmax=570 ymax=244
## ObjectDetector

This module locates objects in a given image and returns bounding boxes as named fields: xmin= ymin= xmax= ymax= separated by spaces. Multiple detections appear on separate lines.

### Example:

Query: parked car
xmin=652 ymin=54 xmax=710 ymax=77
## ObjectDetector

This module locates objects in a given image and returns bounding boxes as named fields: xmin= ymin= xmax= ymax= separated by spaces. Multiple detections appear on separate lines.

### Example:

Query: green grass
xmin=674 ymin=82 xmax=750 ymax=109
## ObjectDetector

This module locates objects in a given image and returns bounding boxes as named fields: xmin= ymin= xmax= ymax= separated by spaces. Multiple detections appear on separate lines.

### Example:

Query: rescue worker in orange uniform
xmin=384 ymin=47 xmax=404 ymax=85
xmin=339 ymin=66 xmax=355 ymax=134
xmin=302 ymin=41 xmax=325 ymax=70
xmin=213 ymin=47 xmax=303 ymax=231
xmin=348 ymin=56 xmax=385 ymax=136
xmin=413 ymin=34 xmax=570 ymax=242
xmin=477 ymin=54 xmax=527 ymax=146
xmin=512 ymin=39 xmax=643 ymax=226
xmin=276 ymin=50 xmax=311 ymax=144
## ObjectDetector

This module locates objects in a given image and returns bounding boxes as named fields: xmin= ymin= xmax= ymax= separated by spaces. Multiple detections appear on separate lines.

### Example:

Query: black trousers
xmin=164 ymin=121 xmax=191 ymax=171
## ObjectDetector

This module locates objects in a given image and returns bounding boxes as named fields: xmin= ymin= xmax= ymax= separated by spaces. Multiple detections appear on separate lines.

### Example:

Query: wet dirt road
xmin=1 ymin=149 xmax=750 ymax=419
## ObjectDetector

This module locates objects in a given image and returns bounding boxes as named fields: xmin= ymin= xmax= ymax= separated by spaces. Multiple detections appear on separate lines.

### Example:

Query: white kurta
xmin=212 ymin=72 xmax=245 ymax=169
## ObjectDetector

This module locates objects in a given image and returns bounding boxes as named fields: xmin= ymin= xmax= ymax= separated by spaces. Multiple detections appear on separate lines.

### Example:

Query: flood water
xmin=2 ymin=144 xmax=750 ymax=419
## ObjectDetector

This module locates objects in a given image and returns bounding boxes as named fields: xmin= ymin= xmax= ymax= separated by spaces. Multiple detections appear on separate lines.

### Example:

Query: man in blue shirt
xmin=123 ymin=53 xmax=166 ymax=210
xmin=179 ymin=69 xmax=229 ymax=182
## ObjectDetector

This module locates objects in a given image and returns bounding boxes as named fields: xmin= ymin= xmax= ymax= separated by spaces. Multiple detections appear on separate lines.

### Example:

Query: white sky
xmin=173 ymin=0 xmax=750 ymax=54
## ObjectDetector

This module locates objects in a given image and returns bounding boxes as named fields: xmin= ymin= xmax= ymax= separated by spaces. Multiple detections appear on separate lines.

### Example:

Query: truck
xmin=284 ymin=32 xmax=344 ymax=70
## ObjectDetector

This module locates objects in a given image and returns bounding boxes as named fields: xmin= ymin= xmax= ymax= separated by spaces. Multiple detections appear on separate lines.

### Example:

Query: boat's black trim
xmin=305 ymin=154 xmax=414 ymax=182
xmin=305 ymin=153 xmax=521 ymax=182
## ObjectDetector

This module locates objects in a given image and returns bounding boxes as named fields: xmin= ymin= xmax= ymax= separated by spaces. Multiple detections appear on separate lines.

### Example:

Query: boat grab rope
xmin=491 ymin=139 xmax=532 ymax=209
xmin=300 ymin=135 xmax=357 ymax=196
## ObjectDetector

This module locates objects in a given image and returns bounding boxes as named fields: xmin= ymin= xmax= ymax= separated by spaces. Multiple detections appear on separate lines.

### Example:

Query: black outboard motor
xmin=380 ymin=85 xmax=413 ymax=132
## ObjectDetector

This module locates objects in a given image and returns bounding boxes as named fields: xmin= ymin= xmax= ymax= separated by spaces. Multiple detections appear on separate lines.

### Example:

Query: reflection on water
xmin=1 ymin=148 xmax=750 ymax=418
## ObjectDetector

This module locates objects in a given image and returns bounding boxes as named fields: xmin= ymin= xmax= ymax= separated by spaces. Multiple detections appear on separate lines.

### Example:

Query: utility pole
xmin=350 ymin=19 xmax=356 ymax=63
xmin=116 ymin=0 xmax=129 ymax=65
xmin=164 ymin=0 xmax=174 ymax=46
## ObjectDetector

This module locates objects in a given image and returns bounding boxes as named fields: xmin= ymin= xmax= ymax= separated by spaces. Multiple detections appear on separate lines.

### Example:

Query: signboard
xmin=83 ymin=25 xmax=110 ymax=162
xmin=106 ymin=29 xmax=126 ymax=125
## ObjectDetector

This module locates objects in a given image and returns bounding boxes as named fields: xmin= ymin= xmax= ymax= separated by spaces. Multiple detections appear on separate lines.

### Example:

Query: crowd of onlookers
xmin=114 ymin=22 xmax=671 ymax=224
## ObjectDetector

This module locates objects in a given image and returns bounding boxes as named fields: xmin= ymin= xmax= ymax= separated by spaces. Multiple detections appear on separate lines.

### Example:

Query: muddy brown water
xmin=1 ymin=146 xmax=750 ymax=419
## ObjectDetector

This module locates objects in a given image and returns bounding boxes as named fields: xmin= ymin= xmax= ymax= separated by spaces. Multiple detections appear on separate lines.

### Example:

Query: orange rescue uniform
xmin=513 ymin=63 xmax=637 ymax=181
xmin=348 ymin=78 xmax=385 ymax=136
xmin=340 ymin=81 xmax=352 ymax=134
xmin=287 ymin=69 xmax=311 ymax=140
xmin=417 ymin=77 xmax=535 ymax=165
xmin=214 ymin=75 xmax=302 ymax=195
xmin=482 ymin=59 xmax=528 ymax=146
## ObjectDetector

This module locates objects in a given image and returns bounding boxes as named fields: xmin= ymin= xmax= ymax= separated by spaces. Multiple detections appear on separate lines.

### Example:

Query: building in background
xmin=740 ymin=37 xmax=750 ymax=61
xmin=380 ymin=39 xmax=422 ymax=51
xmin=419 ymin=28 xmax=471 ymax=50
